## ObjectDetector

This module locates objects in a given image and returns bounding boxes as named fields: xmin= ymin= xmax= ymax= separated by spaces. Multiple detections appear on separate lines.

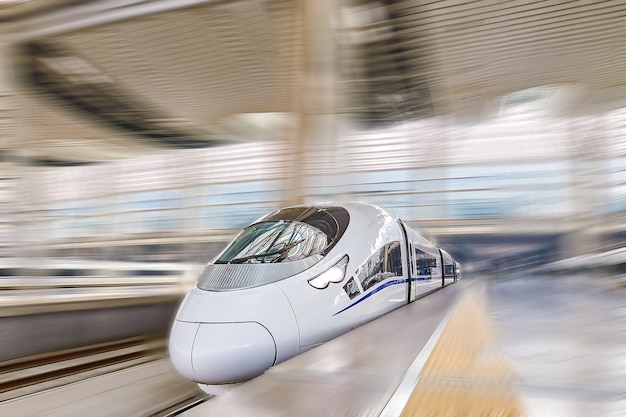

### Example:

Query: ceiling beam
xmin=10 ymin=0 xmax=227 ymax=42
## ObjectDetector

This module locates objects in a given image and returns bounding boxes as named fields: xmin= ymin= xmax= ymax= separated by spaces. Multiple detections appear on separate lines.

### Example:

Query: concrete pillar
xmin=0 ymin=41 xmax=21 ymax=258
xmin=283 ymin=0 xmax=339 ymax=206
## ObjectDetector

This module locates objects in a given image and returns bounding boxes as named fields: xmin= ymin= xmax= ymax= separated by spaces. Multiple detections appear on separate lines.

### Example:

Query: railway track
xmin=0 ymin=334 xmax=167 ymax=401
xmin=155 ymin=395 xmax=212 ymax=417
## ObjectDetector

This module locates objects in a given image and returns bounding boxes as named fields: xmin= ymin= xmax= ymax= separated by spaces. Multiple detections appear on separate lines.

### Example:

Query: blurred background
xmin=1 ymin=0 xmax=624 ymax=272
xmin=0 ymin=0 xmax=624 ymax=415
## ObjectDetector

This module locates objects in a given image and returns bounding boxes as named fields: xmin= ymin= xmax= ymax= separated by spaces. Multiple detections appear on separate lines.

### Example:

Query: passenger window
xmin=413 ymin=248 xmax=438 ymax=277
xmin=356 ymin=241 xmax=403 ymax=292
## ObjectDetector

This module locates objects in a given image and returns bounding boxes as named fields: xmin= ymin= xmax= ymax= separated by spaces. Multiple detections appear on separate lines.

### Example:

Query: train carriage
xmin=169 ymin=202 xmax=460 ymax=394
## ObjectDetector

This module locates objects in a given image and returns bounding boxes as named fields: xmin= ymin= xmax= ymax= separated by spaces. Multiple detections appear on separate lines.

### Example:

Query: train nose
xmin=169 ymin=320 xmax=276 ymax=384
xmin=169 ymin=320 xmax=198 ymax=381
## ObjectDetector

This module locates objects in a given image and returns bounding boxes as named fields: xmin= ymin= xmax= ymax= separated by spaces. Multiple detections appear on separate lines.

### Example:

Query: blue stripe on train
xmin=333 ymin=276 xmax=433 ymax=316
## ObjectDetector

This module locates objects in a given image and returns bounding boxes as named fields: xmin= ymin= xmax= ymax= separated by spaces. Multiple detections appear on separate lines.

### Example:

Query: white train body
xmin=169 ymin=203 xmax=460 ymax=393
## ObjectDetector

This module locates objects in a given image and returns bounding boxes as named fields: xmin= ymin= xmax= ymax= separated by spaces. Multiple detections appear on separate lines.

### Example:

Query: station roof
xmin=2 ymin=0 xmax=625 ymax=165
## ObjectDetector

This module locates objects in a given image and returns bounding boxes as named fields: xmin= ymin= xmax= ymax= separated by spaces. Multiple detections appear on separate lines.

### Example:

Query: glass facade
xmin=7 ymin=108 xmax=625 ymax=260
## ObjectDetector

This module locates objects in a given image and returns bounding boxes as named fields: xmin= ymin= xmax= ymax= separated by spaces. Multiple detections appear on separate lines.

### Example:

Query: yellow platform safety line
xmin=401 ymin=288 xmax=524 ymax=417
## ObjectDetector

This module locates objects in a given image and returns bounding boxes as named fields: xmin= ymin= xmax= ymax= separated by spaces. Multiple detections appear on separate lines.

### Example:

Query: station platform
xmin=181 ymin=278 xmax=520 ymax=416
xmin=1 ymin=274 xmax=622 ymax=416
xmin=180 ymin=275 xmax=624 ymax=417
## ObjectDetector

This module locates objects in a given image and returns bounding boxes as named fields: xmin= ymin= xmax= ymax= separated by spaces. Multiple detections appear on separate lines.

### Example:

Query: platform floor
xmin=182 ymin=280 xmax=468 ymax=416
xmin=398 ymin=286 xmax=523 ymax=416
xmin=2 ymin=274 xmax=623 ymax=416
xmin=487 ymin=274 xmax=625 ymax=417
xmin=182 ymin=275 xmax=625 ymax=417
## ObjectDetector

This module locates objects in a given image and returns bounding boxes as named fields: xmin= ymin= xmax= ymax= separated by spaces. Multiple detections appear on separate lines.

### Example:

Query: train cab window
xmin=199 ymin=206 xmax=350 ymax=290
xmin=214 ymin=221 xmax=329 ymax=264
xmin=258 ymin=206 xmax=349 ymax=255
xmin=214 ymin=206 xmax=349 ymax=264
xmin=356 ymin=241 xmax=403 ymax=292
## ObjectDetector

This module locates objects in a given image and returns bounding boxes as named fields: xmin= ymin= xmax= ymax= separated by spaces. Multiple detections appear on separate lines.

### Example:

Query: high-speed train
xmin=169 ymin=203 xmax=460 ymax=393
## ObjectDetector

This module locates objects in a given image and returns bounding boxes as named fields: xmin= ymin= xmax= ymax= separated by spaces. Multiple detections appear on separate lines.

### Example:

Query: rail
xmin=0 ymin=335 xmax=166 ymax=401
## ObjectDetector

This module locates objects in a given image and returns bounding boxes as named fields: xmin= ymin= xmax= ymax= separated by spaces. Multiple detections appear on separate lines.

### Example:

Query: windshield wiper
xmin=228 ymin=240 xmax=304 ymax=264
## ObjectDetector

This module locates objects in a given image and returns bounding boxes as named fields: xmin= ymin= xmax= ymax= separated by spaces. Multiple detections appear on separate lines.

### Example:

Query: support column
xmin=0 ymin=41 xmax=21 ymax=258
xmin=284 ymin=0 xmax=339 ymax=206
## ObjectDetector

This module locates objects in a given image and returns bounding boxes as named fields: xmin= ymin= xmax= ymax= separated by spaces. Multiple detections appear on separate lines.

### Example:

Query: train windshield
xmin=214 ymin=206 xmax=349 ymax=264
xmin=214 ymin=221 xmax=328 ymax=264
xmin=197 ymin=206 xmax=349 ymax=290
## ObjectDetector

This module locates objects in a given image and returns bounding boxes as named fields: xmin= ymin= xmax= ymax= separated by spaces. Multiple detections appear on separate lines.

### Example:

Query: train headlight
xmin=307 ymin=255 xmax=349 ymax=289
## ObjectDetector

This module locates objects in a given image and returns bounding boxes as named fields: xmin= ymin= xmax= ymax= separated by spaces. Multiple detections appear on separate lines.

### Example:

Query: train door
xmin=440 ymin=249 xmax=455 ymax=287
xmin=398 ymin=219 xmax=415 ymax=303
xmin=407 ymin=240 xmax=418 ymax=302
xmin=439 ymin=250 xmax=445 ymax=287
xmin=400 ymin=221 xmax=442 ymax=301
